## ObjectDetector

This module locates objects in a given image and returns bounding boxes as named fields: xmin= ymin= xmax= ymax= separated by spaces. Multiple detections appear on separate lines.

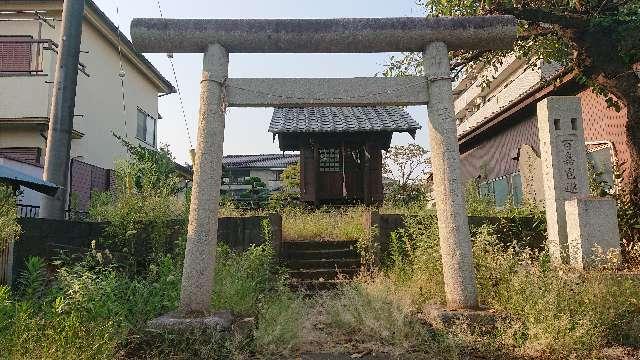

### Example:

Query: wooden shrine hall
xmin=269 ymin=106 xmax=421 ymax=205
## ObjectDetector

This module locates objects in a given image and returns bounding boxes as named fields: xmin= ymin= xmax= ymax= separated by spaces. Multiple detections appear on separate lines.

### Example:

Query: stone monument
xmin=566 ymin=197 xmax=621 ymax=269
xmin=518 ymin=144 xmax=545 ymax=207
xmin=537 ymin=97 xmax=589 ymax=264
xmin=538 ymin=96 xmax=621 ymax=267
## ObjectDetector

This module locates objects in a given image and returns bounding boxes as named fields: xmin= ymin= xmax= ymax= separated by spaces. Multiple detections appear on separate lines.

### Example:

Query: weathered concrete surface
xmin=566 ymin=197 xmax=621 ymax=270
xmin=226 ymin=77 xmax=429 ymax=107
xmin=131 ymin=16 xmax=517 ymax=53
xmin=424 ymin=42 xmax=479 ymax=310
xmin=518 ymin=144 xmax=545 ymax=207
xmin=147 ymin=311 xmax=233 ymax=332
xmin=180 ymin=43 xmax=228 ymax=314
xmin=537 ymin=97 xmax=589 ymax=264
xmin=423 ymin=304 xmax=496 ymax=330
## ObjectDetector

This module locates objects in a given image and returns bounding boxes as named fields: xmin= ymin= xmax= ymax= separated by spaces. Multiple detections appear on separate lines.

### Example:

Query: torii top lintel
xmin=131 ymin=16 xmax=517 ymax=54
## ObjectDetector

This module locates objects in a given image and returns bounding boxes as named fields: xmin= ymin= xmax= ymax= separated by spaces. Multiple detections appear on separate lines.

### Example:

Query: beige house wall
xmin=249 ymin=169 xmax=285 ymax=190
xmin=0 ymin=4 xmax=168 ymax=170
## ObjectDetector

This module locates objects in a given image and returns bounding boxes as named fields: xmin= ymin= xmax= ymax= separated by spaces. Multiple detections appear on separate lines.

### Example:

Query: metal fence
xmin=17 ymin=204 xmax=89 ymax=221
xmin=17 ymin=204 xmax=39 ymax=218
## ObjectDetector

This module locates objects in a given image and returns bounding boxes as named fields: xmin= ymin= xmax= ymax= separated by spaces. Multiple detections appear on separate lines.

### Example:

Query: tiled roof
xmin=269 ymin=107 xmax=421 ymax=134
xmin=222 ymin=154 xmax=299 ymax=169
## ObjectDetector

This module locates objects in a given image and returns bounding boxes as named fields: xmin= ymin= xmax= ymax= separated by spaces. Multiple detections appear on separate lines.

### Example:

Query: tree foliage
xmin=0 ymin=185 xmax=20 ymax=249
xmin=383 ymin=144 xmax=431 ymax=186
xmin=89 ymin=136 xmax=185 ymax=269
xmin=281 ymin=162 xmax=301 ymax=192
xmin=383 ymin=144 xmax=433 ymax=206
xmin=112 ymin=134 xmax=184 ymax=196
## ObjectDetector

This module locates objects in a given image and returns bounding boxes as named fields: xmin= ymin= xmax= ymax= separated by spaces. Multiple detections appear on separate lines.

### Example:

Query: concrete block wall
xmin=9 ymin=215 xmax=282 ymax=286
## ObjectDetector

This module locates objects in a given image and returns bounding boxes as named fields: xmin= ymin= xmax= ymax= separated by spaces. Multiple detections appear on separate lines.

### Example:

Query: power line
xmin=111 ymin=0 xmax=128 ymax=139
xmin=167 ymin=56 xmax=194 ymax=149
xmin=155 ymin=0 xmax=193 ymax=149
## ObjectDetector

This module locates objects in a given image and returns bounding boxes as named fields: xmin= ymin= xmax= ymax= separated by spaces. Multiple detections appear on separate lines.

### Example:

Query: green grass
xmin=281 ymin=206 xmax=369 ymax=241
xmin=332 ymin=223 xmax=640 ymax=359
xmin=2 ymin=193 xmax=640 ymax=359
xmin=0 ymin=243 xmax=304 ymax=359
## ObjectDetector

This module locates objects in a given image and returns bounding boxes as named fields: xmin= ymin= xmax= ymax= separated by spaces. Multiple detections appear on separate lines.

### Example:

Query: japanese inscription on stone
xmin=560 ymin=139 xmax=578 ymax=194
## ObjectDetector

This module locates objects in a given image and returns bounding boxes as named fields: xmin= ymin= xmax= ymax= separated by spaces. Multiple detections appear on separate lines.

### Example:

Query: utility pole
xmin=40 ymin=0 xmax=85 ymax=219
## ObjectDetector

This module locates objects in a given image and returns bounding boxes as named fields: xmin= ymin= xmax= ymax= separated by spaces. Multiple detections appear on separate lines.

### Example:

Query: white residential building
xmin=0 ymin=0 xmax=175 ymax=212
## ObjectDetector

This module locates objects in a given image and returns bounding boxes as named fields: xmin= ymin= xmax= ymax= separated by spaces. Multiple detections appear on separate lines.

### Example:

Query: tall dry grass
xmin=281 ymin=206 xmax=369 ymax=241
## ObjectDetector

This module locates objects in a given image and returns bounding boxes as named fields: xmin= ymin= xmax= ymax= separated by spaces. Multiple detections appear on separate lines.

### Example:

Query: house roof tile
xmin=269 ymin=107 xmax=421 ymax=135
xmin=222 ymin=154 xmax=299 ymax=169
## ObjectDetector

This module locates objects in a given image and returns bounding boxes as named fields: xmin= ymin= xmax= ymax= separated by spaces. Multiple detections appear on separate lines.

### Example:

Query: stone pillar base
xmin=566 ymin=197 xmax=621 ymax=270
xmin=147 ymin=310 xmax=234 ymax=332
xmin=422 ymin=304 xmax=497 ymax=331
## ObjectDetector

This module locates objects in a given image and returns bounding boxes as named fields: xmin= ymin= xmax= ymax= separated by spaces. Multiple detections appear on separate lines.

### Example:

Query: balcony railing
xmin=16 ymin=204 xmax=89 ymax=221
xmin=0 ymin=37 xmax=88 ymax=76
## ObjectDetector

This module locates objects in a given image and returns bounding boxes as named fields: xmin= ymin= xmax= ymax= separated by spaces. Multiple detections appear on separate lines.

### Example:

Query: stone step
xmin=288 ymin=279 xmax=351 ymax=292
xmin=281 ymin=248 xmax=360 ymax=260
xmin=289 ymin=268 xmax=359 ymax=281
xmin=282 ymin=240 xmax=358 ymax=251
xmin=285 ymin=258 xmax=361 ymax=270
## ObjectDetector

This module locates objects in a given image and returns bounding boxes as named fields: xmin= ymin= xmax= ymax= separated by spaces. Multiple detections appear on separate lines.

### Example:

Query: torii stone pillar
xmin=424 ymin=42 xmax=478 ymax=310
xmin=180 ymin=43 xmax=228 ymax=314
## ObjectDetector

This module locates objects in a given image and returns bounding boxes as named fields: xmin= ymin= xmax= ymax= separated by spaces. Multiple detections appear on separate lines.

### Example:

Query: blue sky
xmin=93 ymin=0 xmax=429 ymax=164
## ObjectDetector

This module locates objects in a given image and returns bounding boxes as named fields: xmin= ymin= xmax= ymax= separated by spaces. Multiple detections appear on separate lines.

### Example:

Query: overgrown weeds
xmin=355 ymin=222 xmax=640 ymax=358
xmin=0 ymin=184 xmax=20 ymax=253
xmin=281 ymin=206 xmax=368 ymax=241
xmin=0 ymin=241 xmax=303 ymax=359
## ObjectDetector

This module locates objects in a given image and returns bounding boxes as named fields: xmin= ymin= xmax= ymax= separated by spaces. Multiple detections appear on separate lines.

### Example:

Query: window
xmin=0 ymin=36 xmax=33 ymax=73
xmin=319 ymin=148 xmax=341 ymax=172
xmin=136 ymin=108 xmax=157 ymax=146
xmin=478 ymin=173 xmax=524 ymax=207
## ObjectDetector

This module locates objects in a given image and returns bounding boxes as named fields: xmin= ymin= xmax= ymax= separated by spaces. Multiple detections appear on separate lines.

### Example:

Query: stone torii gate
xmin=131 ymin=16 xmax=517 ymax=317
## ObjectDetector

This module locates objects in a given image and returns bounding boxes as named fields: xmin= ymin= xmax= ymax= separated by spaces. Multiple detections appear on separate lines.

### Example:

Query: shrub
xmin=17 ymin=256 xmax=47 ymax=300
xmin=0 ymin=239 xmax=288 ymax=359
xmin=88 ymin=140 xmax=186 ymax=271
xmin=0 ymin=254 xmax=181 ymax=359
xmin=365 ymin=213 xmax=640 ymax=357
xmin=212 ymin=243 xmax=284 ymax=315
xmin=0 ymin=184 xmax=20 ymax=250
xmin=471 ymin=226 xmax=640 ymax=356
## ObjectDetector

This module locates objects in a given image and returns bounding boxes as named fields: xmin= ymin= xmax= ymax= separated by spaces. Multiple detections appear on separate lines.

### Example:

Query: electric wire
xmin=155 ymin=0 xmax=194 ymax=149
xmin=111 ymin=0 xmax=128 ymax=139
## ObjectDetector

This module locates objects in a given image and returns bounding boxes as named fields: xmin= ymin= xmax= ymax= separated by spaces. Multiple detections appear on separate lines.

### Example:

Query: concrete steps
xmin=281 ymin=240 xmax=361 ymax=291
